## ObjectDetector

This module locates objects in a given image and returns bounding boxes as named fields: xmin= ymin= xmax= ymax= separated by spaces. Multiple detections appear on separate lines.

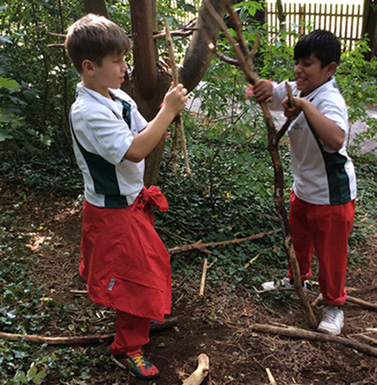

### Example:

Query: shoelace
xmin=323 ymin=308 xmax=340 ymax=323
xmin=130 ymin=355 xmax=146 ymax=368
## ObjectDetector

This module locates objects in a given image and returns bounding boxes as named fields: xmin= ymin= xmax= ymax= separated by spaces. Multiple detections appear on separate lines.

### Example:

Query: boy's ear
xmin=81 ymin=59 xmax=95 ymax=76
xmin=327 ymin=61 xmax=338 ymax=77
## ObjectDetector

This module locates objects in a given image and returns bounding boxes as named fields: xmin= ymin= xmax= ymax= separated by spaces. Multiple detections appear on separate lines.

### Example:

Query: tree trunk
xmin=180 ymin=0 xmax=226 ymax=92
xmin=362 ymin=0 xmax=377 ymax=60
xmin=83 ymin=0 xmax=109 ymax=18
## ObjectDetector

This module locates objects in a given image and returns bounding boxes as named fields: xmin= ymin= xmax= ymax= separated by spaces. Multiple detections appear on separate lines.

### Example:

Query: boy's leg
xmin=310 ymin=200 xmax=355 ymax=305
xmin=111 ymin=310 xmax=160 ymax=380
xmin=110 ymin=309 xmax=151 ymax=355
xmin=287 ymin=190 xmax=314 ymax=282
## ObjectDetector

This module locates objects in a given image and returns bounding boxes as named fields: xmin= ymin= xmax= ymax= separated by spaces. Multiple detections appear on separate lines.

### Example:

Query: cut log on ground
xmin=182 ymin=353 xmax=210 ymax=385
xmin=251 ymin=323 xmax=377 ymax=357
xmin=0 ymin=317 xmax=178 ymax=345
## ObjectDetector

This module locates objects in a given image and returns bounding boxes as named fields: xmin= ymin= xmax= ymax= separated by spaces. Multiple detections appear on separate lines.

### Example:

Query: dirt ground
xmin=3 ymin=187 xmax=377 ymax=385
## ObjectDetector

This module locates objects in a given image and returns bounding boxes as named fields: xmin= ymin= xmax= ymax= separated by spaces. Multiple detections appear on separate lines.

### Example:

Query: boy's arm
xmin=283 ymin=96 xmax=345 ymax=151
xmin=124 ymin=83 xmax=187 ymax=162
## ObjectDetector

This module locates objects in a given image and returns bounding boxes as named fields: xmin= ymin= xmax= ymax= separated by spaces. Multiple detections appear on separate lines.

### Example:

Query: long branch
xmin=203 ymin=0 xmax=317 ymax=330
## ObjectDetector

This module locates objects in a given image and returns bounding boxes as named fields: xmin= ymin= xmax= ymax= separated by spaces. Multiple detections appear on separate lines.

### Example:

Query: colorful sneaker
xmin=111 ymin=351 xmax=160 ymax=380
xmin=262 ymin=277 xmax=306 ymax=291
xmin=317 ymin=306 xmax=344 ymax=336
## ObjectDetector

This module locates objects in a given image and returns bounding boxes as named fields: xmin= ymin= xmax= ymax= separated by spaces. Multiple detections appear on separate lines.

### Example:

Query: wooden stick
xmin=251 ymin=323 xmax=377 ymax=357
xmin=358 ymin=334 xmax=377 ymax=345
xmin=182 ymin=353 xmax=210 ymax=385
xmin=165 ymin=18 xmax=192 ymax=177
xmin=285 ymin=81 xmax=295 ymax=107
xmin=203 ymin=0 xmax=317 ymax=330
xmin=0 ymin=317 xmax=178 ymax=345
xmin=266 ymin=368 xmax=277 ymax=385
xmin=312 ymin=292 xmax=377 ymax=311
xmin=168 ymin=229 xmax=281 ymax=256
xmin=199 ymin=257 xmax=209 ymax=296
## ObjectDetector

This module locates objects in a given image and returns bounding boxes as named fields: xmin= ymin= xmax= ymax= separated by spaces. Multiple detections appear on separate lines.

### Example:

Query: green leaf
xmin=0 ymin=77 xmax=19 ymax=89
xmin=33 ymin=371 xmax=47 ymax=384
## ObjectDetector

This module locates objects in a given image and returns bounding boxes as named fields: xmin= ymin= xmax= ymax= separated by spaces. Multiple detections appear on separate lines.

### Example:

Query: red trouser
xmin=287 ymin=191 xmax=355 ymax=306
xmin=110 ymin=310 xmax=151 ymax=355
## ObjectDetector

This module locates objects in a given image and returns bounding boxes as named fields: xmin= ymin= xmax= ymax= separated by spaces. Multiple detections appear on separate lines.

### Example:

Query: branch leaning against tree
xmin=164 ymin=18 xmax=192 ymax=177
xmin=202 ymin=0 xmax=317 ymax=330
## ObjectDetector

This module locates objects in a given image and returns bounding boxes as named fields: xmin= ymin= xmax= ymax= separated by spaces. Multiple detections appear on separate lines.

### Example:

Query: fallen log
xmin=182 ymin=353 xmax=210 ymax=385
xmin=0 ymin=317 xmax=178 ymax=345
xmin=251 ymin=323 xmax=377 ymax=357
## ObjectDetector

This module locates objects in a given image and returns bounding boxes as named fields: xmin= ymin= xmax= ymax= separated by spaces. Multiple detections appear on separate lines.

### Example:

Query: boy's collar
xmin=298 ymin=76 xmax=336 ymax=99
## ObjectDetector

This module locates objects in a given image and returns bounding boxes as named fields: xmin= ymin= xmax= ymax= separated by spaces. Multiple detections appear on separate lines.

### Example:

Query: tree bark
xmin=129 ymin=0 xmax=158 ymax=101
xmin=83 ymin=0 xmax=109 ymax=18
xmin=362 ymin=0 xmax=377 ymax=60
xmin=180 ymin=0 xmax=226 ymax=92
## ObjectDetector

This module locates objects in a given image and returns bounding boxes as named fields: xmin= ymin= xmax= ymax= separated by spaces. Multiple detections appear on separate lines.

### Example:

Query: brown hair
xmin=65 ymin=13 xmax=131 ymax=73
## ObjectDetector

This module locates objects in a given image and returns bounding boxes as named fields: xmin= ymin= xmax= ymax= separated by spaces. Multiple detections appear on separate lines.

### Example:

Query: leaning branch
xmin=203 ymin=0 xmax=317 ymax=329
xmin=165 ymin=18 xmax=192 ymax=177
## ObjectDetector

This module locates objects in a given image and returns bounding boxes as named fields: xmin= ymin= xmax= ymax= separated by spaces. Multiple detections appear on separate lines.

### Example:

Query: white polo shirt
xmin=269 ymin=77 xmax=357 ymax=205
xmin=69 ymin=84 xmax=148 ymax=207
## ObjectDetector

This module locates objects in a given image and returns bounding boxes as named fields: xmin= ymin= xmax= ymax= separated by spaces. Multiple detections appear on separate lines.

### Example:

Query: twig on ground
xmin=168 ymin=229 xmax=281 ymax=256
xmin=0 ymin=317 xmax=178 ymax=345
xmin=266 ymin=368 xmax=277 ymax=385
xmin=251 ymin=323 xmax=377 ymax=357
xmin=199 ymin=257 xmax=208 ymax=296
xmin=311 ymin=292 xmax=377 ymax=310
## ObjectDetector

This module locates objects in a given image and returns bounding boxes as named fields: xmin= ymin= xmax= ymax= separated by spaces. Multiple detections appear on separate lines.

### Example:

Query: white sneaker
xmin=262 ymin=277 xmax=306 ymax=291
xmin=317 ymin=306 xmax=344 ymax=335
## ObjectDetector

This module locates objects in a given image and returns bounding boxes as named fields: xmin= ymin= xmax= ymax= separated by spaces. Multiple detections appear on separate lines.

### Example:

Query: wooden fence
xmin=266 ymin=1 xmax=363 ymax=49
xmin=174 ymin=1 xmax=365 ymax=50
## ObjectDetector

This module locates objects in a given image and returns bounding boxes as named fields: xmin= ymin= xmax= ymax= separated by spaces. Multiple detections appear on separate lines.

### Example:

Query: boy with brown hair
xmin=254 ymin=30 xmax=356 ymax=336
xmin=65 ymin=13 xmax=188 ymax=380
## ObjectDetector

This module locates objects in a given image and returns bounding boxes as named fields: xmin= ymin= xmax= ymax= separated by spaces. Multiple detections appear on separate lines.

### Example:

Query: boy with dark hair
xmin=65 ymin=14 xmax=188 ymax=380
xmin=253 ymin=29 xmax=356 ymax=335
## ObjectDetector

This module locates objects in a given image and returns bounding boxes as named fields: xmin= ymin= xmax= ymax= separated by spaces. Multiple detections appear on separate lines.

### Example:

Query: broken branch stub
xmin=182 ymin=353 xmax=210 ymax=385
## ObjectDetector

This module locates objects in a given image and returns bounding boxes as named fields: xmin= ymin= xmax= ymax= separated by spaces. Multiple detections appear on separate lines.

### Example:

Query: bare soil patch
xmin=2 ymin=187 xmax=377 ymax=385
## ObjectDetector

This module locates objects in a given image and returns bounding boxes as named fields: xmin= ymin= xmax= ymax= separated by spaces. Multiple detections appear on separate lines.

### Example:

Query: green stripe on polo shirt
xmin=306 ymin=117 xmax=351 ymax=205
xmin=69 ymin=117 xmax=128 ymax=208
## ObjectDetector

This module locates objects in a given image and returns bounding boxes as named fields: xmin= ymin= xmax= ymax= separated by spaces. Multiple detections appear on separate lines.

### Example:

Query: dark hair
xmin=294 ymin=29 xmax=341 ymax=67
xmin=65 ymin=14 xmax=131 ymax=73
